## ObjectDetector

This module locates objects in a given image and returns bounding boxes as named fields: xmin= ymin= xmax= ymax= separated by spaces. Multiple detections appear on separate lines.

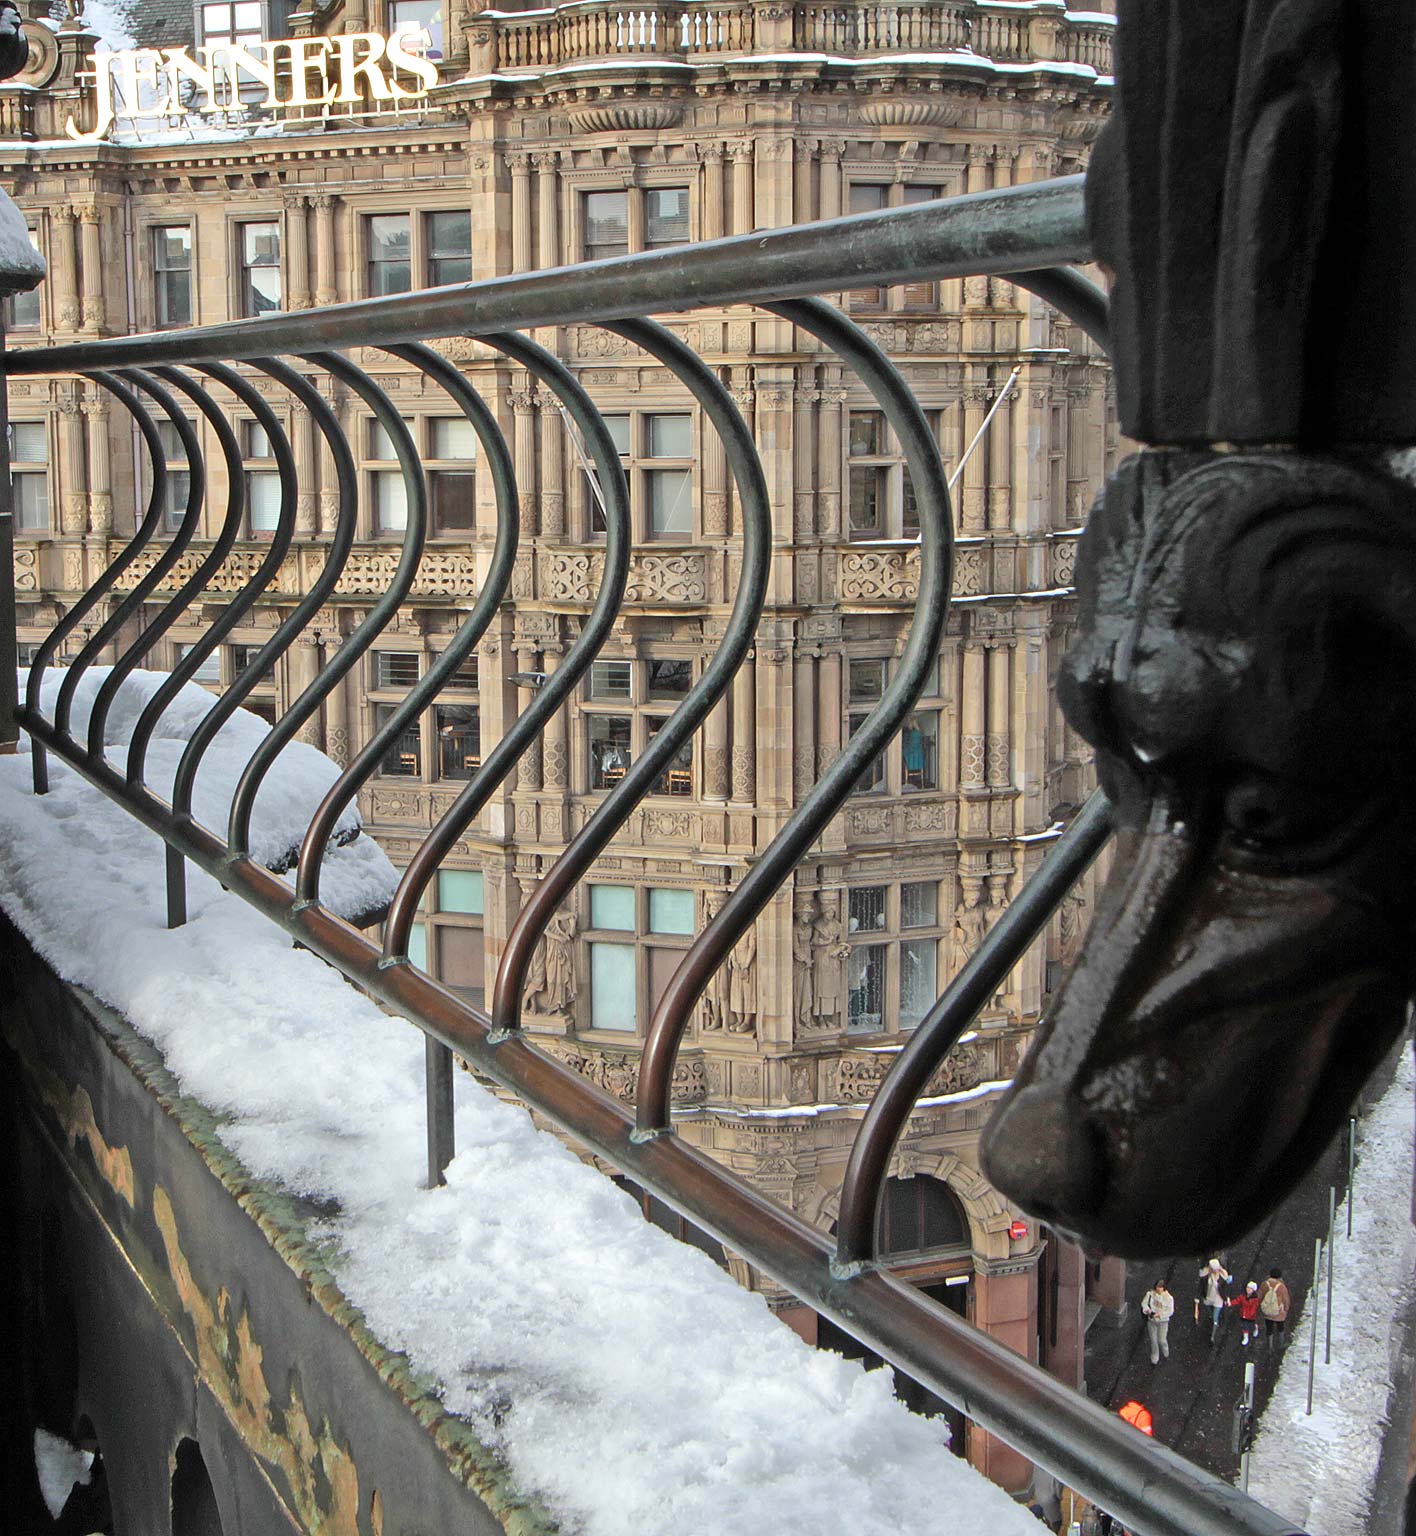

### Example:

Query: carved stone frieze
xmin=828 ymin=1042 xmax=983 ymax=1106
xmin=541 ymin=548 xmax=707 ymax=605
xmin=109 ymin=545 xmax=298 ymax=596
xmin=549 ymin=1043 xmax=706 ymax=1107
xmin=12 ymin=546 xmax=37 ymax=591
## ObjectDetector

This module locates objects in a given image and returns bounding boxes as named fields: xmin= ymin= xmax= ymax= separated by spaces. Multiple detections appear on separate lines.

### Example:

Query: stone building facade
xmin=1 ymin=0 xmax=1114 ymax=1492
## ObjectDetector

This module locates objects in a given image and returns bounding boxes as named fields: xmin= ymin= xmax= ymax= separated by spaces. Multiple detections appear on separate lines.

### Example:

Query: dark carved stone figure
xmin=0 ymin=3 xmax=25 ymax=82
xmin=981 ymin=0 xmax=1416 ymax=1257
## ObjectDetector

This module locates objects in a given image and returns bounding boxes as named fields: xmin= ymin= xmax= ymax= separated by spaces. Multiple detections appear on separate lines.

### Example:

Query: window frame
xmin=582 ymin=881 xmax=698 ymax=1037
xmin=845 ymin=180 xmax=949 ymax=311
xmin=577 ymin=182 xmax=693 ymax=264
xmin=580 ymin=655 xmax=699 ymax=799
xmin=151 ymin=223 xmax=195 ymax=329
xmin=387 ymin=860 xmax=487 ymax=1004
xmin=363 ymin=207 xmax=473 ymax=297
xmin=366 ymin=645 xmax=482 ymax=786
xmin=845 ymin=406 xmax=941 ymax=542
xmin=844 ymin=878 xmax=946 ymax=1037
xmin=236 ymin=218 xmax=282 ymax=318
xmin=579 ymin=407 xmax=697 ymax=543
xmin=9 ymin=418 xmax=50 ymax=535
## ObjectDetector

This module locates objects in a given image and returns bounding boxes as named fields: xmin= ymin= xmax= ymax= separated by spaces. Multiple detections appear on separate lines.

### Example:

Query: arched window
xmin=878 ymin=1175 xmax=968 ymax=1257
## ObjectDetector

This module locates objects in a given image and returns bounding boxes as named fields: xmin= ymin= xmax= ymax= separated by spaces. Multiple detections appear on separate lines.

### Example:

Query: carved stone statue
xmin=792 ymin=897 xmax=817 ymax=1035
xmin=524 ymin=908 xmax=575 ymax=1016
xmin=698 ymin=891 xmax=729 ymax=1033
xmin=952 ymin=884 xmax=985 ymax=965
xmin=809 ymin=901 xmax=848 ymax=1032
xmin=727 ymin=921 xmax=757 ymax=1034
xmin=982 ymin=0 xmax=1416 ymax=1260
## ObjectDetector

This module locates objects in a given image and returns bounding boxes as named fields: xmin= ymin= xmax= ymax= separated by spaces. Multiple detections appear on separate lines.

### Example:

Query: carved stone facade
xmin=3 ymin=0 xmax=1113 ymax=1495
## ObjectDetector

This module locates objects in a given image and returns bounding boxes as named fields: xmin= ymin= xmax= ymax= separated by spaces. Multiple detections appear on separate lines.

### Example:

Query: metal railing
xmin=3 ymin=177 xmax=1301 ymax=1536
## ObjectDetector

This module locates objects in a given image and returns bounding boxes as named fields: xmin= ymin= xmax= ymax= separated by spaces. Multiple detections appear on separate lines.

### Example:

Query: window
xmin=878 ymin=1176 xmax=968 ymax=1256
xmin=845 ymin=880 xmax=945 ymax=1034
xmin=901 ymin=710 xmax=938 ymax=792
xmin=581 ymin=185 xmax=691 ymax=261
xmin=154 ymin=418 xmax=195 ymax=533
xmin=366 ymin=212 xmax=469 ymax=295
xmin=846 ymin=408 xmax=940 ymax=541
xmin=392 ymin=863 xmax=486 ymax=1003
xmin=426 ymin=211 xmax=469 ymax=282
xmin=369 ymin=648 xmax=480 ymax=785
xmin=9 ymin=420 xmax=48 ymax=533
xmin=583 ymin=657 xmax=697 ymax=796
xmin=582 ymin=410 xmax=695 ymax=541
xmin=175 ymin=640 xmax=222 ymax=686
xmin=367 ymin=215 xmax=411 ymax=297
xmin=366 ymin=416 xmax=411 ymax=535
xmin=239 ymin=221 xmax=281 ymax=317
xmin=200 ymin=0 xmax=262 ymax=46
xmin=239 ymin=416 xmax=281 ymax=535
xmin=4 ymin=240 xmax=39 ymax=329
xmin=847 ymin=657 xmax=886 ymax=794
xmin=230 ymin=641 xmax=277 ymax=718
xmin=391 ymin=0 xmax=443 ymax=57
xmin=585 ymin=884 xmax=697 ymax=1034
xmin=153 ymin=226 xmax=193 ymax=328
xmin=847 ymin=182 xmax=945 ymax=309
xmin=428 ymin=414 xmax=476 ymax=535
xmin=843 ymin=651 xmax=944 ymax=798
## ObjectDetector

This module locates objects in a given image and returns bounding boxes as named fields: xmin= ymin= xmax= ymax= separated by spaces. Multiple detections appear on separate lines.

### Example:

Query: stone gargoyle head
xmin=980 ymin=448 xmax=1416 ymax=1258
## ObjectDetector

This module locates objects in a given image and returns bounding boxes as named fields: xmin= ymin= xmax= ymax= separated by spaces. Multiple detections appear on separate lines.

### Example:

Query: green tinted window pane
xmin=590 ymin=884 xmax=635 ymax=930
xmin=589 ymin=660 xmax=632 ymax=699
xmin=407 ymin=920 xmax=428 ymax=970
xmin=648 ymin=887 xmax=694 ymax=935
xmin=849 ymin=411 xmax=882 ymax=456
xmin=438 ymin=869 xmax=483 ymax=914
xmin=591 ymin=943 xmax=637 ymax=1030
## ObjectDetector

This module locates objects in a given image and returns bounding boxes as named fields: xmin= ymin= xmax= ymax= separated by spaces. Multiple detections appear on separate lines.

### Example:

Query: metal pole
xmin=1306 ymin=1238 xmax=1321 ymax=1414
xmin=0 ymin=327 xmax=18 ymax=755
xmin=1241 ymin=1360 xmax=1256 ymax=1493
xmin=1347 ymin=1115 xmax=1356 ymax=1239
xmin=946 ymin=364 xmax=1021 ymax=491
xmin=1325 ymin=1185 xmax=1335 ymax=1365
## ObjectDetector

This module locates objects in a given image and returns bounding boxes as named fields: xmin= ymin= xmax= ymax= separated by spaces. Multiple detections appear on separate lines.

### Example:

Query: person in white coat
xmin=1141 ymin=1279 xmax=1174 ymax=1363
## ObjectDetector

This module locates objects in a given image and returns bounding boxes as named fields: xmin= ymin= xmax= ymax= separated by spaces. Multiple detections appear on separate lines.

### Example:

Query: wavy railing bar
xmin=8 ymin=709 xmax=1306 ymax=1536
xmin=4 ymin=179 xmax=1089 ymax=374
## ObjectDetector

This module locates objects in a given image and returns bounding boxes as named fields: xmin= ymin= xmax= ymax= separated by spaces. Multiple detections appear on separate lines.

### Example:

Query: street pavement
xmin=1083 ymin=1122 xmax=1354 ymax=1487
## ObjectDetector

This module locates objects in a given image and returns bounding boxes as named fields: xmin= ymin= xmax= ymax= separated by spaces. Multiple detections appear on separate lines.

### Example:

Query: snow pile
xmin=0 ymin=743 xmax=1043 ymax=1536
xmin=19 ymin=666 xmax=396 ymax=923
xmin=1247 ymin=1049 xmax=1416 ymax=1533
xmin=33 ymin=1429 xmax=93 ymax=1519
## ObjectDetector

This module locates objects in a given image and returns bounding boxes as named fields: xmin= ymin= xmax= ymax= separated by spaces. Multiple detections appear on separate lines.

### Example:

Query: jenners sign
xmin=67 ymin=26 xmax=438 ymax=143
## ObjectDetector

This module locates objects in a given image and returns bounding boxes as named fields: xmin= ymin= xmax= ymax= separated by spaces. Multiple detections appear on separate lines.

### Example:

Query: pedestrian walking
xmin=1194 ymin=1257 xmax=1232 ymax=1344
xmin=1141 ymin=1279 xmax=1174 ymax=1363
xmin=1257 ymin=1267 xmax=1292 ymax=1352
xmin=1227 ymin=1280 xmax=1262 ymax=1346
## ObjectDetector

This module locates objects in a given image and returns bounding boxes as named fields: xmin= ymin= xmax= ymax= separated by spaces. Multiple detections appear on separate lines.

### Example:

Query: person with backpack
xmin=1257 ymin=1267 xmax=1292 ymax=1351
xmin=1227 ymin=1280 xmax=1262 ymax=1346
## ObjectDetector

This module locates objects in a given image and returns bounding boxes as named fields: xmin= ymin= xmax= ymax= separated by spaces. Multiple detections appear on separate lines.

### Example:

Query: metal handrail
xmin=4 ymin=174 xmax=1304 ymax=1536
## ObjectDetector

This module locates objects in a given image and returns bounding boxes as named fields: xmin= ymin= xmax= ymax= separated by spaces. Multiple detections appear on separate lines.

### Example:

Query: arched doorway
xmin=819 ymin=1175 xmax=972 ymax=1455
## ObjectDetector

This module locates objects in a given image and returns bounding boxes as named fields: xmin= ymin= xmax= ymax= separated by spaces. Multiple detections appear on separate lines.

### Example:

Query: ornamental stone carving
xmin=12 ymin=546 xmax=36 ymax=590
xmin=567 ymin=103 xmax=681 ymax=133
xmin=829 ymin=1042 xmax=983 ymax=1105
xmin=110 ymin=546 xmax=299 ymax=595
xmin=839 ymin=547 xmax=918 ymax=602
xmin=524 ymin=908 xmax=576 ymax=1016
xmin=333 ymin=549 xmax=480 ymax=598
xmin=542 ymin=549 xmax=707 ymax=604
xmin=553 ymin=1044 xmax=706 ymax=1107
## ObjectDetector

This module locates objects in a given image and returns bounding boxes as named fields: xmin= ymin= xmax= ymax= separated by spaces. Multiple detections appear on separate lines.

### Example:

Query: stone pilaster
xmin=699 ymin=142 xmax=726 ymax=241
xmin=293 ymin=404 xmax=317 ymax=534
xmin=792 ymin=646 xmax=816 ymax=802
xmin=284 ymin=193 xmax=310 ymax=311
xmin=51 ymin=205 xmax=79 ymax=332
xmin=509 ymin=383 xmax=538 ymax=536
xmin=58 ymin=396 xmax=86 ymax=535
xmin=731 ymin=646 xmax=756 ymax=802
xmin=508 ymin=152 xmax=532 ymax=273
xmin=83 ymin=394 xmax=111 ymax=534
xmin=729 ymin=141 xmax=754 ymax=235
xmin=78 ymin=203 xmax=103 ymax=330
xmin=312 ymin=194 xmax=337 ymax=308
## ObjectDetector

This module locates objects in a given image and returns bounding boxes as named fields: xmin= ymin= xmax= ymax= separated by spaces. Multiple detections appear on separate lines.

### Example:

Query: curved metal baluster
xmin=86 ymin=367 xmax=243 ymax=761
xmin=170 ymin=357 xmax=357 ymax=828
xmin=1007 ymin=268 xmax=1111 ymax=352
xmin=380 ymin=330 xmax=631 ymax=965
xmin=635 ymin=297 xmax=954 ymax=1136
xmin=227 ymin=351 xmax=426 ymax=860
xmin=54 ymin=372 xmax=204 ymax=750
xmin=127 ymin=364 xmax=298 ymax=788
xmin=294 ymin=341 xmax=516 ymax=905
xmin=22 ymin=372 xmax=169 ymax=794
xmin=834 ymin=790 xmax=1113 ymax=1269
xmin=489 ymin=318 xmax=770 ymax=1039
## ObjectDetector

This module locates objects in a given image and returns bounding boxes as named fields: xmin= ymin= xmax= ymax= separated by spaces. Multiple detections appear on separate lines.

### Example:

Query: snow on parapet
xmin=16 ymin=666 xmax=397 ymax=922
xmin=0 ymin=719 xmax=1045 ymax=1536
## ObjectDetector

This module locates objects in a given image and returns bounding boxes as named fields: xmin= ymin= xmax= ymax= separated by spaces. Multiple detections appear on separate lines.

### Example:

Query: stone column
xmin=293 ymin=404 xmax=317 ymax=534
xmin=509 ymin=153 xmax=533 ymax=273
xmin=538 ymin=384 xmax=565 ymax=539
xmin=704 ymin=694 xmax=730 ymax=800
xmin=534 ymin=150 xmax=559 ymax=268
xmin=1066 ymin=384 xmax=1093 ymax=526
xmin=793 ymin=646 xmax=816 ymax=802
xmin=313 ymin=195 xmax=337 ymax=308
xmin=325 ymin=636 xmax=350 ymax=767
xmin=284 ymin=193 xmax=310 ymax=310
xmin=700 ymin=142 xmax=726 ymax=241
xmin=961 ymin=385 xmax=989 ymax=534
xmin=815 ymin=379 xmax=844 ymax=539
xmin=509 ymin=384 xmax=538 ymax=536
xmin=515 ymin=644 xmax=542 ymax=790
xmin=84 ymin=394 xmax=112 ymax=534
xmin=702 ymin=390 xmax=728 ymax=538
xmin=816 ymin=648 xmax=841 ymax=776
xmin=78 ymin=204 xmax=104 ymax=330
xmin=291 ymin=636 xmax=324 ymax=747
xmin=58 ymin=397 xmax=87 ymax=536
xmin=987 ymin=381 xmax=1013 ymax=531
xmin=793 ymin=139 xmax=816 ymax=226
xmin=541 ymin=641 xmax=568 ymax=794
xmin=51 ymin=206 xmax=79 ymax=332
xmin=818 ymin=140 xmax=843 ymax=219
xmin=961 ymin=644 xmax=987 ymax=789
xmin=319 ymin=383 xmax=345 ymax=532
xmin=792 ymin=383 xmax=816 ymax=541
xmin=729 ymin=141 xmax=754 ymax=235
xmin=989 ymin=645 xmax=1007 ymax=792
xmin=731 ymin=649 xmax=756 ymax=802
xmin=969 ymin=1262 xmax=1039 ymax=1494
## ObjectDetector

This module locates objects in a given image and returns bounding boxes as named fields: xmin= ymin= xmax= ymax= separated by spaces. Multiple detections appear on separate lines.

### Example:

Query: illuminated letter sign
xmin=66 ymin=25 xmax=437 ymax=143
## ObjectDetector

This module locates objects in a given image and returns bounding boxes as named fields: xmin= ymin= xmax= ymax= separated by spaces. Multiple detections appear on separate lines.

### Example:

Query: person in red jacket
xmin=1228 ymin=1280 xmax=1262 ymax=1346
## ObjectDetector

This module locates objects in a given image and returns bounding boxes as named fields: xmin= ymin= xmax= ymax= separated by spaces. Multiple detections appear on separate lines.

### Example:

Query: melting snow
xmin=0 ymin=708 xmax=1044 ymax=1536
xmin=1246 ymin=1049 xmax=1416 ymax=1533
